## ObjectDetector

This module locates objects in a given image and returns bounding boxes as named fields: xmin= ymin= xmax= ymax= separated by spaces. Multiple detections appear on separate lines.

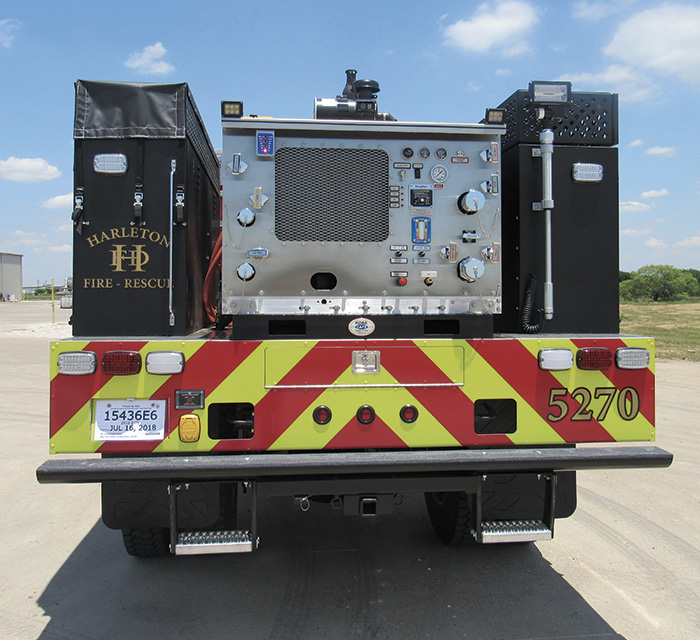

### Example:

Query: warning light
xmin=399 ymin=405 xmax=419 ymax=423
xmin=179 ymin=414 xmax=201 ymax=443
xmin=313 ymin=405 xmax=332 ymax=425
xmin=576 ymin=347 xmax=612 ymax=370
xmin=616 ymin=347 xmax=650 ymax=370
xmin=357 ymin=405 xmax=376 ymax=425
xmin=57 ymin=351 xmax=97 ymax=375
xmin=102 ymin=351 xmax=142 ymax=375
xmin=221 ymin=101 xmax=243 ymax=118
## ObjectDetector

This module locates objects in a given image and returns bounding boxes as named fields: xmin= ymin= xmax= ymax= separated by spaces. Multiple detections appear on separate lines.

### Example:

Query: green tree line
xmin=619 ymin=265 xmax=700 ymax=302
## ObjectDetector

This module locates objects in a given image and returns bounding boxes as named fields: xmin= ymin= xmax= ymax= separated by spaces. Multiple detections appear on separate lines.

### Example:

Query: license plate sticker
xmin=94 ymin=400 xmax=166 ymax=441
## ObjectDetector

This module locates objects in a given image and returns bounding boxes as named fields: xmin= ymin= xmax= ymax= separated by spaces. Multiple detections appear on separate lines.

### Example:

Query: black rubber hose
xmin=521 ymin=273 xmax=543 ymax=334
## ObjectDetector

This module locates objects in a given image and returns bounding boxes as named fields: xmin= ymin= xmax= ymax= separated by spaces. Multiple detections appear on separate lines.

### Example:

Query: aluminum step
xmin=175 ymin=530 xmax=254 ymax=555
xmin=478 ymin=520 xmax=553 ymax=544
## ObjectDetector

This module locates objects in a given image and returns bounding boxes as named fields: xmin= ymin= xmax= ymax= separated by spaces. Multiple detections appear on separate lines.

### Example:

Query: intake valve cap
xmin=458 ymin=257 xmax=485 ymax=282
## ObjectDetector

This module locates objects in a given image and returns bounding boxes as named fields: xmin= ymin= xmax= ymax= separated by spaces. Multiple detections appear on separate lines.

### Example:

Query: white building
xmin=0 ymin=252 xmax=23 ymax=301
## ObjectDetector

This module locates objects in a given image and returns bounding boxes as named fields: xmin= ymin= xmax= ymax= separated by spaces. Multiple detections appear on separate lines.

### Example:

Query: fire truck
xmin=37 ymin=72 xmax=672 ymax=556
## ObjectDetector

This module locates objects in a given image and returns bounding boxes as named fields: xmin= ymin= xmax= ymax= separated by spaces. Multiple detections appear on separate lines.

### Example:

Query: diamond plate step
xmin=478 ymin=520 xmax=552 ymax=544
xmin=175 ymin=530 xmax=254 ymax=555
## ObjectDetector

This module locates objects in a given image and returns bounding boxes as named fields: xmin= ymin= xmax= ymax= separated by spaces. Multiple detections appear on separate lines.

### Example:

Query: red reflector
xmin=357 ymin=405 xmax=375 ymax=425
xmin=102 ymin=351 xmax=142 ymax=375
xmin=576 ymin=347 xmax=612 ymax=370
xmin=400 ymin=404 xmax=419 ymax=423
xmin=313 ymin=405 xmax=332 ymax=425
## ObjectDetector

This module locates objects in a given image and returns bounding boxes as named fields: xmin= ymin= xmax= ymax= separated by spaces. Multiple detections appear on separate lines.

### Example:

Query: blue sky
xmin=1 ymin=0 xmax=699 ymax=285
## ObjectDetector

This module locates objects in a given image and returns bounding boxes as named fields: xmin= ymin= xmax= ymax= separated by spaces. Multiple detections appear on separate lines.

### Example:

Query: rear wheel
xmin=122 ymin=527 xmax=170 ymax=558
xmin=425 ymin=492 xmax=475 ymax=546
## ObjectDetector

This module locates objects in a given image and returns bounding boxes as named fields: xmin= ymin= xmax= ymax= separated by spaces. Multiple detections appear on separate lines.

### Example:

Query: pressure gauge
xmin=402 ymin=147 xmax=414 ymax=159
xmin=435 ymin=147 xmax=447 ymax=159
xmin=430 ymin=164 xmax=449 ymax=183
xmin=419 ymin=147 xmax=431 ymax=159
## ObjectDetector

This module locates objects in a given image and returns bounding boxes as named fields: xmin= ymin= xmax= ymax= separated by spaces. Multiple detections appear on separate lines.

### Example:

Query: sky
xmin=1 ymin=0 xmax=699 ymax=285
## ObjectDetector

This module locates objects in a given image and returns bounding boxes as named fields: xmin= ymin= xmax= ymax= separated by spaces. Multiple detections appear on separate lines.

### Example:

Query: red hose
xmin=203 ymin=231 xmax=222 ymax=324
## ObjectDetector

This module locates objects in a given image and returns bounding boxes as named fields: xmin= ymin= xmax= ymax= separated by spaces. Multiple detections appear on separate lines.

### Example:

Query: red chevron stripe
xmin=380 ymin=343 xmax=513 ymax=446
xmin=571 ymin=338 xmax=655 ymax=425
xmin=50 ymin=341 xmax=147 ymax=437
xmin=472 ymin=339 xmax=616 ymax=443
xmin=325 ymin=414 xmax=407 ymax=449
xmin=97 ymin=340 xmax=261 ymax=454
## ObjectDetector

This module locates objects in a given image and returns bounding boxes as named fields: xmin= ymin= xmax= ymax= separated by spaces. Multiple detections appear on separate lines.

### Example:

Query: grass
xmin=620 ymin=299 xmax=700 ymax=362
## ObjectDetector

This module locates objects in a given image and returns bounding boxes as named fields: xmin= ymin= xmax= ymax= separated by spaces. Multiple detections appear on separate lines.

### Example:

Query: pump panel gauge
xmin=430 ymin=164 xmax=449 ymax=183
xmin=435 ymin=147 xmax=447 ymax=159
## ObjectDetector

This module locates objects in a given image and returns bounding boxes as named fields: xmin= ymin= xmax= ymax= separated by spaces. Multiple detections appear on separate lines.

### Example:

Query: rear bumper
xmin=36 ymin=445 xmax=673 ymax=484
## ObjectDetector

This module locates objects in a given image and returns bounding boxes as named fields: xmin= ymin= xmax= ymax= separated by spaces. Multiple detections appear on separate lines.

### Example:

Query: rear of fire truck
xmin=37 ymin=72 xmax=672 ymax=557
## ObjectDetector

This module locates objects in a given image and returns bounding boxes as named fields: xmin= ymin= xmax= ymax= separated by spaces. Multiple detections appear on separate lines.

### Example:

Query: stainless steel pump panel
xmin=220 ymin=117 xmax=503 ymax=316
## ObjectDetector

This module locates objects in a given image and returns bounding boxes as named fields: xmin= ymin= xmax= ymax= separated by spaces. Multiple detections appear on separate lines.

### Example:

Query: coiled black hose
xmin=521 ymin=273 xmax=543 ymax=334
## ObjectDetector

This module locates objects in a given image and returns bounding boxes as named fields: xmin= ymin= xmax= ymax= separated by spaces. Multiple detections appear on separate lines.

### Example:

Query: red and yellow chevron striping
xmin=49 ymin=336 xmax=656 ymax=455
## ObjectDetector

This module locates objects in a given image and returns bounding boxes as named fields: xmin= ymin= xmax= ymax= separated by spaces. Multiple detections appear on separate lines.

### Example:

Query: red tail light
xmin=313 ymin=405 xmax=332 ymax=425
xmin=357 ymin=405 xmax=375 ymax=425
xmin=576 ymin=347 xmax=612 ymax=370
xmin=400 ymin=404 xmax=419 ymax=423
xmin=102 ymin=351 xmax=142 ymax=375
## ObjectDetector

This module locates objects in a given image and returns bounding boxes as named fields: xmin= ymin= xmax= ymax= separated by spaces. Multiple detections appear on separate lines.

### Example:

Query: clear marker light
xmin=538 ymin=348 xmax=574 ymax=371
xmin=57 ymin=351 xmax=97 ymax=375
xmin=146 ymin=351 xmax=185 ymax=375
xmin=616 ymin=347 xmax=650 ymax=370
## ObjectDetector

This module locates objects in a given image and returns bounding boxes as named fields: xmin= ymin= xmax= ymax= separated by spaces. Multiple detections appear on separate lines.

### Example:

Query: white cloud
xmin=628 ymin=139 xmax=644 ymax=148
xmin=677 ymin=234 xmax=700 ymax=248
xmin=443 ymin=1 xmax=538 ymax=57
xmin=620 ymin=201 xmax=654 ymax=213
xmin=641 ymin=188 xmax=669 ymax=199
xmin=644 ymin=237 xmax=668 ymax=248
xmin=572 ymin=2 xmax=618 ymax=21
xmin=0 ymin=157 xmax=61 ymax=182
xmin=12 ymin=230 xmax=48 ymax=246
xmin=605 ymin=4 xmax=700 ymax=87
xmin=42 ymin=193 xmax=73 ymax=209
xmin=124 ymin=42 xmax=175 ymax=75
xmin=559 ymin=65 xmax=653 ymax=102
xmin=646 ymin=146 xmax=676 ymax=158
xmin=0 ymin=18 xmax=20 ymax=48
xmin=620 ymin=227 xmax=652 ymax=237
xmin=47 ymin=244 xmax=72 ymax=253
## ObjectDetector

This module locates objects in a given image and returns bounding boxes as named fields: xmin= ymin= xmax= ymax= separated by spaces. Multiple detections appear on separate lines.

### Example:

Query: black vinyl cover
xmin=75 ymin=80 xmax=193 ymax=139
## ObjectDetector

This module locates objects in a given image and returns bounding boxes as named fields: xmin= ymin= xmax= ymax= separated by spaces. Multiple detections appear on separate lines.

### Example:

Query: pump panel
xmin=220 ymin=119 xmax=503 ymax=317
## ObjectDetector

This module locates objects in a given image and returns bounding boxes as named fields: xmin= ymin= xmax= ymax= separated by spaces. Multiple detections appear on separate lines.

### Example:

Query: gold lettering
xmin=83 ymin=278 xmax=113 ymax=289
xmin=86 ymin=234 xmax=100 ymax=248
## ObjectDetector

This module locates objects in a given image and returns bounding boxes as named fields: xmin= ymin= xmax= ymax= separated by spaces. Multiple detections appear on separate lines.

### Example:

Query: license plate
xmin=94 ymin=399 xmax=166 ymax=441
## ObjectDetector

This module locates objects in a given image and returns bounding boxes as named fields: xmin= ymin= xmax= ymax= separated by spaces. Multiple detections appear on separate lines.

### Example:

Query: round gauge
xmin=430 ymin=164 xmax=449 ymax=183
xmin=435 ymin=147 xmax=448 ymax=159
xmin=402 ymin=147 xmax=414 ymax=159
xmin=419 ymin=147 xmax=431 ymax=159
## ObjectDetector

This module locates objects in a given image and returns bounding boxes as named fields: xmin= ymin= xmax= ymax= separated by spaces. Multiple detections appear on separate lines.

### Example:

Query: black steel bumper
xmin=36 ymin=446 xmax=673 ymax=485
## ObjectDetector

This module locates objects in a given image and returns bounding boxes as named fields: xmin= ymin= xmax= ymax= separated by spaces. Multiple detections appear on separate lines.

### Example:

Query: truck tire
xmin=122 ymin=528 xmax=170 ymax=558
xmin=425 ymin=492 xmax=475 ymax=546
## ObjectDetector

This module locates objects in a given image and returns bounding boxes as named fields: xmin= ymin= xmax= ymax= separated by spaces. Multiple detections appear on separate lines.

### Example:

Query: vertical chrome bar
xmin=540 ymin=129 xmax=555 ymax=320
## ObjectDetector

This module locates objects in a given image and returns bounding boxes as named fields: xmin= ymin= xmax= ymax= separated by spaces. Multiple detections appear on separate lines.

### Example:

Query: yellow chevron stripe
xmin=270 ymin=361 xmax=461 ymax=450
xmin=50 ymin=340 xmax=206 ymax=453
xmin=518 ymin=337 xmax=654 ymax=441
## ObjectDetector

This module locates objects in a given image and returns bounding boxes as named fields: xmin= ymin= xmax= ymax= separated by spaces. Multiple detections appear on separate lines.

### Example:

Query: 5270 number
xmin=547 ymin=387 xmax=640 ymax=422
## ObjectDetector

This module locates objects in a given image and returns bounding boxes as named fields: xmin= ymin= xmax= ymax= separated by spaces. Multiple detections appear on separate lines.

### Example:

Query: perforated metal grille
xmin=275 ymin=147 xmax=389 ymax=242
xmin=499 ymin=90 xmax=618 ymax=150
xmin=186 ymin=99 xmax=220 ymax=189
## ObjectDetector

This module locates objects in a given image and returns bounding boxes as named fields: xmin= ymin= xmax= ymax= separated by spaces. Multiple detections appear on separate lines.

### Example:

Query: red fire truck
xmin=37 ymin=72 xmax=671 ymax=556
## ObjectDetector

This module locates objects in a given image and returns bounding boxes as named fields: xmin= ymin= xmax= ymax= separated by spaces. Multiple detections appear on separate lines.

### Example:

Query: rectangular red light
xmin=102 ymin=351 xmax=142 ymax=375
xmin=576 ymin=347 xmax=612 ymax=370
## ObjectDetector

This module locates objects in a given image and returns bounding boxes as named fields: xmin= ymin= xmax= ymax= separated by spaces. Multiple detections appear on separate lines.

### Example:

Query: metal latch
xmin=72 ymin=190 xmax=86 ymax=234
xmin=352 ymin=351 xmax=381 ymax=375
xmin=133 ymin=192 xmax=144 ymax=226
xmin=174 ymin=188 xmax=185 ymax=224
